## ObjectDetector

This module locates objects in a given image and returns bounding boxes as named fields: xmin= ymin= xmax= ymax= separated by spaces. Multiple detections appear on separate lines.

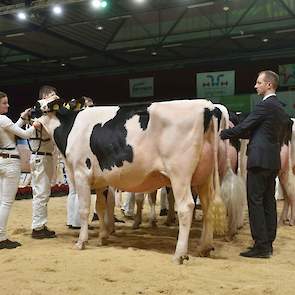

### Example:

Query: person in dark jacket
xmin=220 ymin=70 xmax=290 ymax=258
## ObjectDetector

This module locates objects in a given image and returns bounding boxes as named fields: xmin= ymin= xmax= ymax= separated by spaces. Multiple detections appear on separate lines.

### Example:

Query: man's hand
xmin=20 ymin=108 xmax=32 ymax=120
xmin=220 ymin=129 xmax=229 ymax=140
xmin=32 ymin=121 xmax=42 ymax=129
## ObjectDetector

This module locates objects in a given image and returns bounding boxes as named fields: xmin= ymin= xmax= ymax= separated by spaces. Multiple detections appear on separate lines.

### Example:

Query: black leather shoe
xmin=159 ymin=209 xmax=168 ymax=216
xmin=68 ymin=225 xmax=94 ymax=230
xmin=0 ymin=239 xmax=21 ymax=249
xmin=240 ymin=248 xmax=271 ymax=258
xmin=247 ymin=245 xmax=273 ymax=255
xmin=32 ymin=226 xmax=56 ymax=239
xmin=91 ymin=213 xmax=99 ymax=222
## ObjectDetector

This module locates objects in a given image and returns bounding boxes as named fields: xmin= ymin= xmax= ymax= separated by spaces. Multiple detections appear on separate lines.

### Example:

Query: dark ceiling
xmin=0 ymin=0 xmax=295 ymax=86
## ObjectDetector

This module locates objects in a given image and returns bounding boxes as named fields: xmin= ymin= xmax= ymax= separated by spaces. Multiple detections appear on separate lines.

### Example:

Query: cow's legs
xmin=105 ymin=187 xmax=115 ymax=234
xmin=95 ymin=189 xmax=109 ymax=246
xmin=148 ymin=190 xmax=157 ymax=227
xmin=171 ymin=180 xmax=194 ymax=264
xmin=133 ymin=193 xmax=144 ymax=229
xmin=197 ymin=176 xmax=215 ymax=257
xmin=75 ymin=182 xmax=91 ymax=250
xmin=165 ymin=188 xmax=176 ymax=226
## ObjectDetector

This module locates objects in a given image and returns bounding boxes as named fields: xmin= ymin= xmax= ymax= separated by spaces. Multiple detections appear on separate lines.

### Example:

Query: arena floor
xmin=1 ymin=196 xmax=294 ymax=295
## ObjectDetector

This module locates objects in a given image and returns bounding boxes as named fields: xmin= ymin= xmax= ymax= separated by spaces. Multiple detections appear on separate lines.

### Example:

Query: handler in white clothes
xmin=28 ymin=85 xmax=56 ymax=239
xmin=0 ymin=91 xmax=38 ymax=249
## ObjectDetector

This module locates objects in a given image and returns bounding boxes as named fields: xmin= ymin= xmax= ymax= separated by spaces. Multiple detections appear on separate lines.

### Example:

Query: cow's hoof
xmin=132 ymin=222 xmax=141 ymax=230
xmin=97 ymin=237 xmax=108 ymax=246
xmin=172 ymin=255 xmax=189 ymax=265
xmin=74 ymin=240 xmax=86 ymax=250
xmin=149 ymin=220 xmax=157 ymax=228
xmin=164 ymin=218 xmax=176 ymax=226
xmin=199 ymin=246 xmax=214 ymax=257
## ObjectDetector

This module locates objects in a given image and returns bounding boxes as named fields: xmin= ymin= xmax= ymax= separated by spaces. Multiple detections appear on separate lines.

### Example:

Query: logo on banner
xmin=197 ymin=71 xmax=235 ymax=97
xmin=129 ymin=77 xmax=154 ymax=98
xmin=279 ymin=64 xmax=295 ymax=86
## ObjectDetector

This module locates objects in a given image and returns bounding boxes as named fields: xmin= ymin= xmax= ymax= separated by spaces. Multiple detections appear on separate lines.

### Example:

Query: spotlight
xmin=17 ymin=11 xmax=27 ymax=20
xmin=101 ymin=1 xmax=107 ymax=8
xmin=91 ymin=0 xmax=108 ymax=9
xmin=52 ymin=5 xmax=63 ymax=15
xmin=91 ymin=0 xmax=101 ymax=9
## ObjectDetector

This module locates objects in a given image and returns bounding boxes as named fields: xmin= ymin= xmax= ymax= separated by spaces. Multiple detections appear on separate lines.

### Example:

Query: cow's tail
xmin=209 ymin=109 xmax=227 ymax=236
xmin=217 ymin=106 xmax=246 ymax=238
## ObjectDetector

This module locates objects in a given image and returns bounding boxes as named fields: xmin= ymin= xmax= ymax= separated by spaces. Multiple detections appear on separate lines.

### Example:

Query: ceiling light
xmin=262 ymin=38 xmax=269 ymax=42
xmin=0 ymin=41 xmax=2 ymax=45
xmin=69 ymin=56 xmax=88 ymax=60
xmin=223 ymin=6 xmax=230 ymax=11
xmin=101 ymin=0 xmax=107 ymax=7
xmin=52 ymin=5 xmax=62 ymax=15
xmin=17 ymin=12 xmax=27 ymax=20
xmin=127 ymin=48 xmax=146 ymax=52
xmin=151 ymin=51 xmax=157 ymax=56
xmin=61 ymin=63 xmax=66 ymax=67
xmin=187 ymin=2 xmax=214 ymax=9
xmin=275 ymin=28 xmax=295 ymax=34
xmin=91 ymin=0 xmax=101 ymax=9
xmin=231 ymin=34 xmax=254 ymax=39
xmin=162 ymin=43 xmax=182 ymax=48
xmin=5 ymin=32 xmax=25 ymax=38
xmin=134 ymin=0 xmax=146 ymax=4
xmin=91 ymin=0 xmax=108 ymax=9
xmin=96 ymin=25 xmax=103 ymax=30
xmin=41 ymin=59 xmax=58 ymax=63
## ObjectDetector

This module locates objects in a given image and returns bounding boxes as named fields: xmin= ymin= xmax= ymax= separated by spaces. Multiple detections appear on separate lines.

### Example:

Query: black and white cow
xmin=33 ymin=96 xmax=227 ymax=264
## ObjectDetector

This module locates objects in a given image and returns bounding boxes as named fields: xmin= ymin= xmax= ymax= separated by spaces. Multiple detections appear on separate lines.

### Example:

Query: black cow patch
xmin=53 ymin=108 xmax=80 ymax=157
xmin=90 ymin=104 xmax=151 ymax=171
xmin=213 ymin=107 xmax=222 ymax=130
xmin=203 ymin=108 xmax=213 ymax=133
xmin=85 ymin=158 xmax=91 ymax=169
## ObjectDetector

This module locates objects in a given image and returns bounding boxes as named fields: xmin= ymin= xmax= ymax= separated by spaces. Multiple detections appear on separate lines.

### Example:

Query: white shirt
xmin=263 ymin=93 xmax=276 ymax=101
xmin=0 ymin=115 xmax=35 ymax=154
xmin=27 ymin=99 xmax=54 ymax=153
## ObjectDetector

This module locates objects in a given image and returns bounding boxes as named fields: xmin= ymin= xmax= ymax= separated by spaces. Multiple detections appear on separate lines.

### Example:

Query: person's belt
xmin=0 ymin=147 xmax=16 ymax=150
xmin=32 ymin=152 xmax=52 ymax=156
xmin=0 ymin=153 xmax=20 ymax=159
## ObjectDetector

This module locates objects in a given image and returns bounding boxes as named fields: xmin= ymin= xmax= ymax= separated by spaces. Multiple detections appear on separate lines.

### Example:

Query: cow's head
xmin=63 ymin=97 xmax=85 ymax=111
xmin=30 ymin=94 xmax=64 ymax=119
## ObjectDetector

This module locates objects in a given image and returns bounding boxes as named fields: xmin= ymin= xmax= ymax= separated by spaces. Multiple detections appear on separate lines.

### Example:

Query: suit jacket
xmin=220 ymin=96 xmax=290 ymax=170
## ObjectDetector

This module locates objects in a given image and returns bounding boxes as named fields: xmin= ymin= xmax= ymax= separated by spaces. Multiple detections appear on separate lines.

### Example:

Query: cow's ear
xmin=76 ymin=97 xmax=85 ymax=109
xmin=52 ymin=103 xmax=60 ymax=111
xmin=63 ymin=103 xmax=71 ymax=110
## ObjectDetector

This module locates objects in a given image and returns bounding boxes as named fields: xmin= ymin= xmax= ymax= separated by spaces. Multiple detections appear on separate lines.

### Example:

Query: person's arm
xmin=220 ymin=102 xmax=267 ymax=140
xmin=1 ymin=116 xmax=36 ymax=139
xmin=16 ymin=108 xmax=32 ymax=127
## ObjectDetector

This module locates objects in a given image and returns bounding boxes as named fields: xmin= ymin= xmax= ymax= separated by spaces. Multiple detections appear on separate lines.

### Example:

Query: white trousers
xmin=30 ymin=155 xmax=53 ymax=229
xmin=160 ymin=187 xmax=168 ymax=210
xmin=67 ymin=177 xmax=80 ymax=227
xmin=121 ymin=192 xmax=135 ymax=216
xmin=0 ymin=158 xmax=20 ymax=241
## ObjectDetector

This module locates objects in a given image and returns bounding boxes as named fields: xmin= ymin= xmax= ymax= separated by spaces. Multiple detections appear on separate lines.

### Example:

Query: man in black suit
xmin=220 ymin=70 xmax=290 ymax=258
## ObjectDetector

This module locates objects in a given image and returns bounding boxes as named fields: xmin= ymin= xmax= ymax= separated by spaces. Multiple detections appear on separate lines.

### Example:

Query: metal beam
xmin=158 ymin=7 xmax=188 ymax=45
xmin=277 ymin=0 xmax=295 ymax=18
xmin=2 ymin=14 xmax=130 ymax=65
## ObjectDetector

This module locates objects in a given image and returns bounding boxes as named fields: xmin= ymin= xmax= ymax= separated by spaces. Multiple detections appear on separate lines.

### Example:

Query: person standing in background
xmin=29 ymin=85 xmax=57 ymax=239
xmin=220 ymin=70 xmax=291 ymax=258
xmin=0 ymin=91 xmax=38 ymax=248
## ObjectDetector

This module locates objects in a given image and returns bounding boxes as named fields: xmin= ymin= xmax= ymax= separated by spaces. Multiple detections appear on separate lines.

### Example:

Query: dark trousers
xmin=246 ymin=167 xmax=278 ymax=251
